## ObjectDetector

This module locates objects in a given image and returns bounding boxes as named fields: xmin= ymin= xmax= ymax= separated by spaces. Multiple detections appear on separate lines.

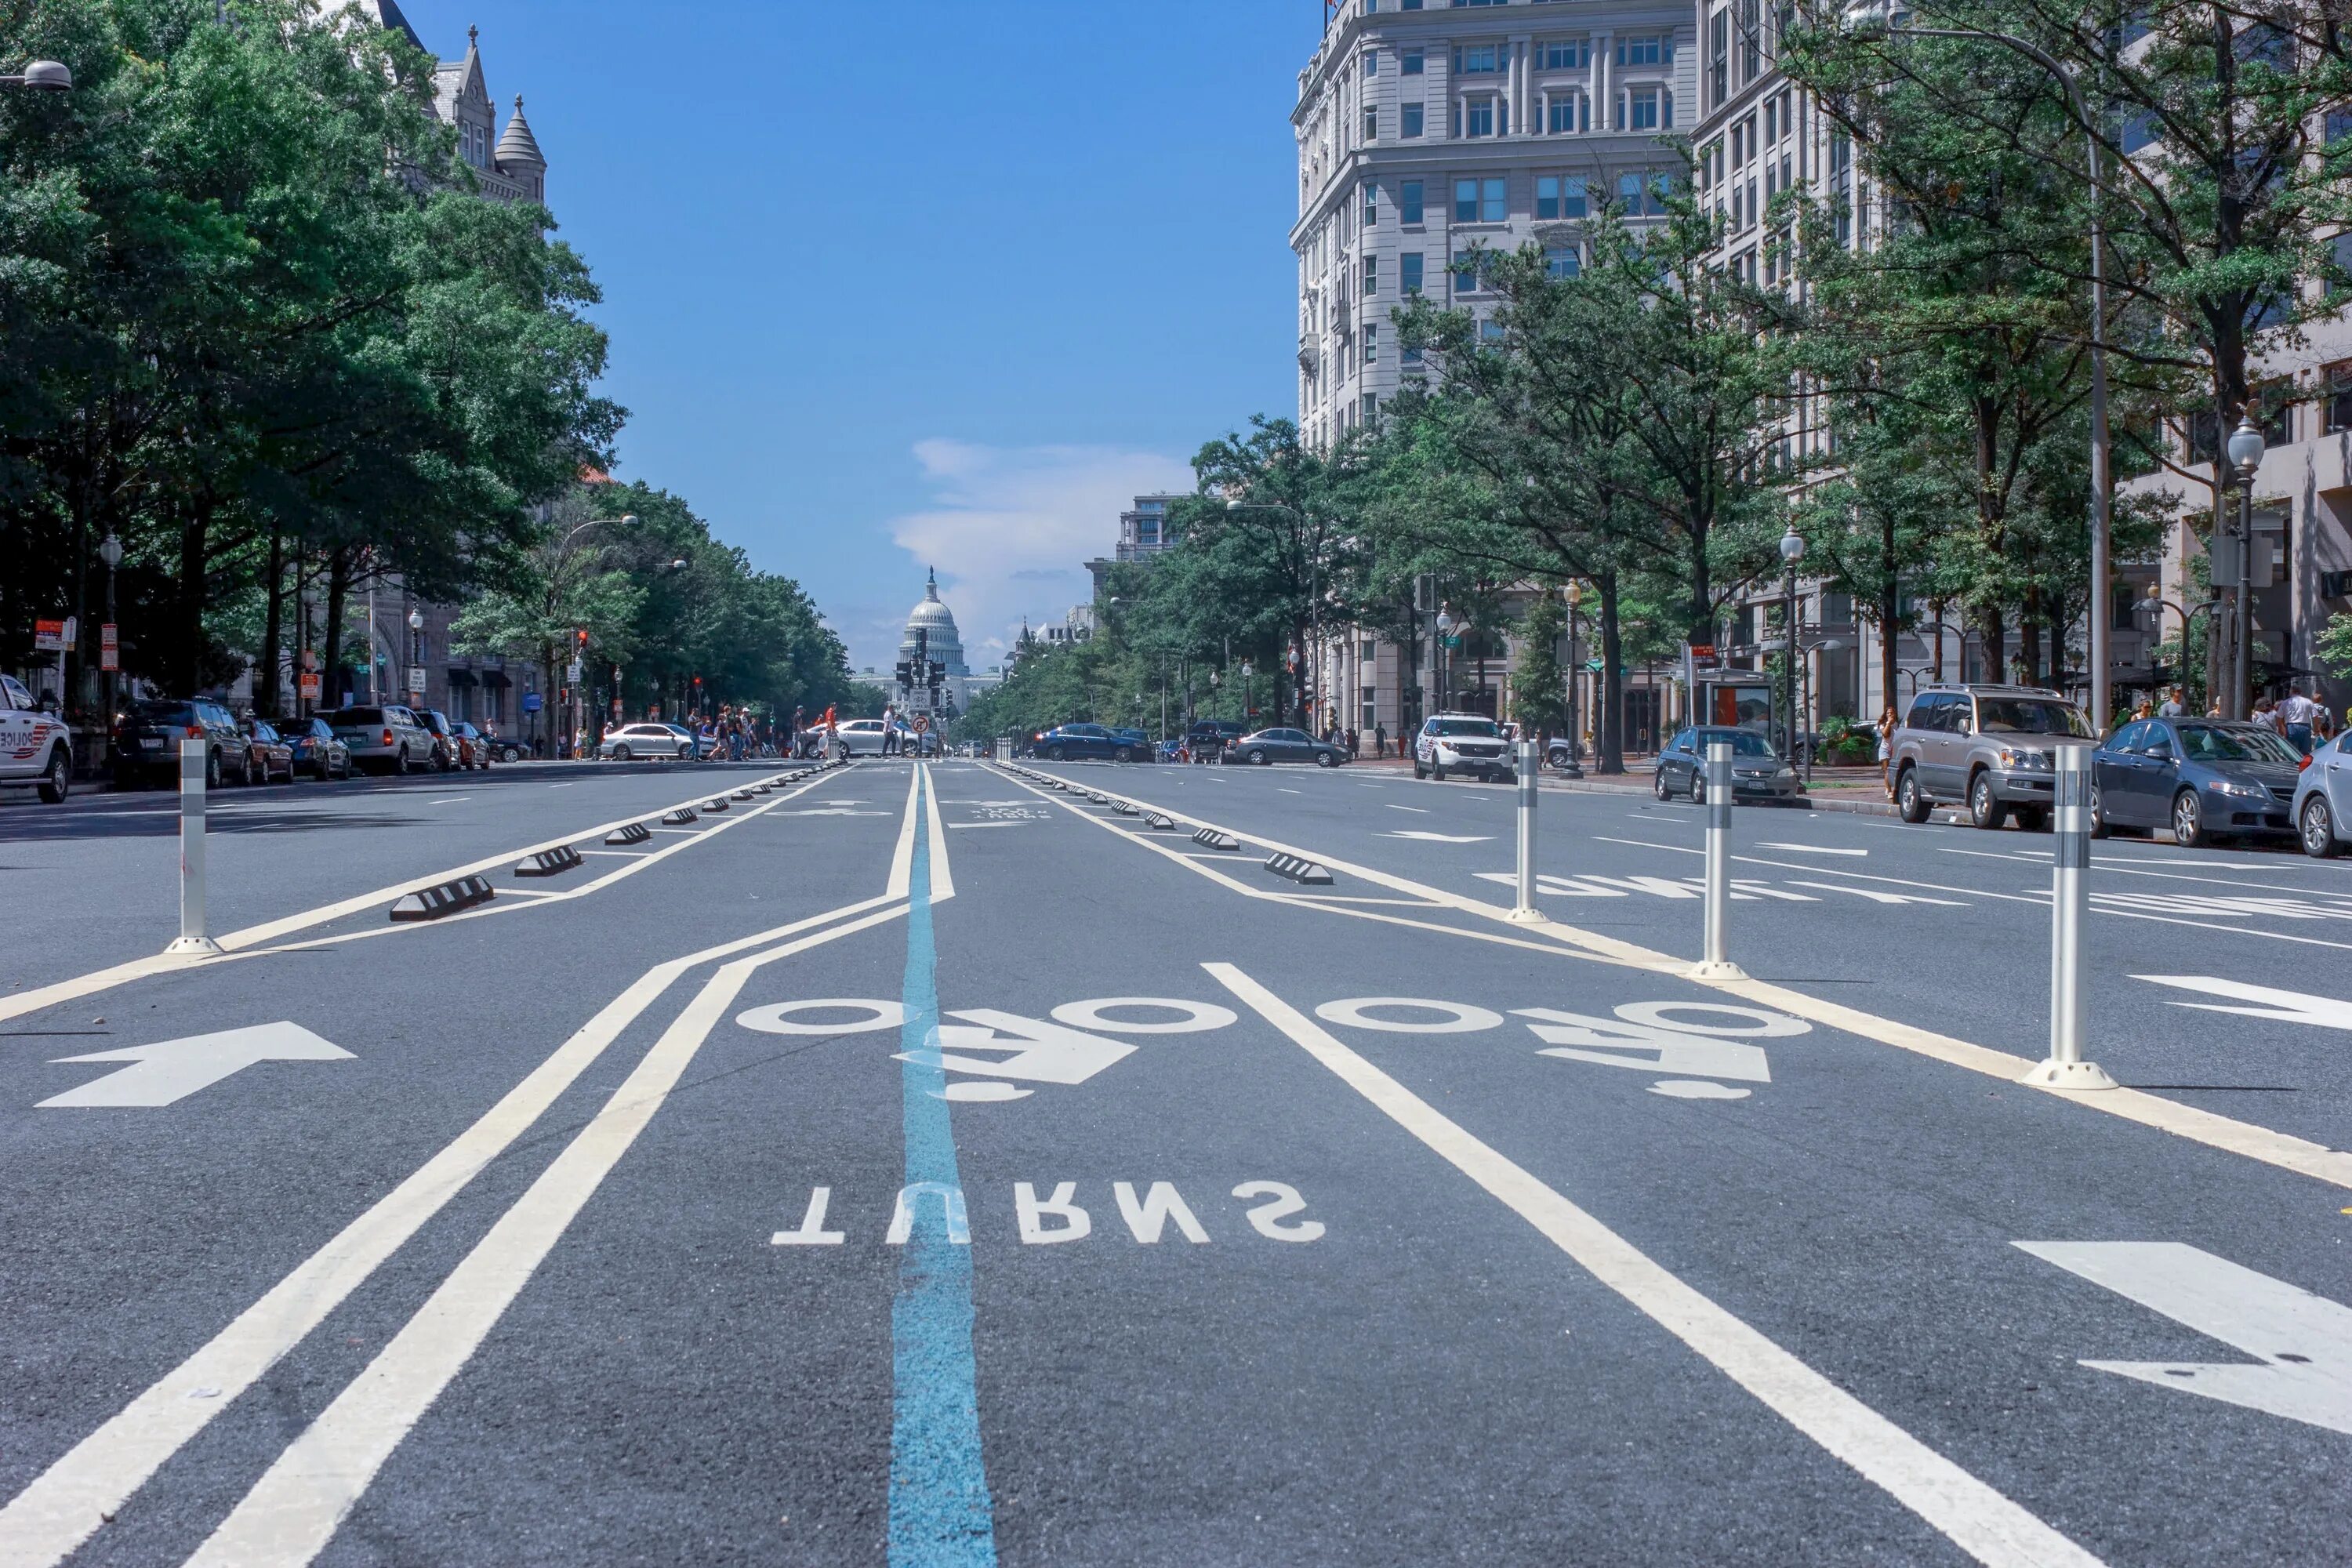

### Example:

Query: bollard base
xmin=1686 ymin=960 xmax=1749 ymax=982
xmin=165 ymin=935 xmax=224 ymax=957
xmin=2020 ymin=1058 xmax=2119 ymax=1091
xmin=1508 ymin=906 xmax=1549 ymax=924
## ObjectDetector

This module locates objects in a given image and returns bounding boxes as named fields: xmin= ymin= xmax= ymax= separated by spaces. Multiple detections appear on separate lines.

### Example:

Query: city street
xmin=2 ymin=759 xmax=2348 ymax=1566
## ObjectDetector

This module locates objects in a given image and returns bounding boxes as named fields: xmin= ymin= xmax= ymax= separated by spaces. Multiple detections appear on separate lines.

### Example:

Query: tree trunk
xmin=176 ymin=502 xmax=211 ymax=695
xmin=1597 ymin=570 xmax=1626 ymax=775
xmin=2020 ymin=587 xmax=2043 ymax=690
xmin=323 ymin=547 xmax=352 ymax=708
xmin=258 ymin=532 xmax=285 ymax=718
xmin=1979 ymin=604 xmax=2005 ymax=685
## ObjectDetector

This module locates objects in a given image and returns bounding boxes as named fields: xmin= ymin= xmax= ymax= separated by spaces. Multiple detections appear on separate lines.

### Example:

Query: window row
xmin=1359 ymin=85 xmax=1671 ymax=140
xmin=1351 ymin=172 xmax=1675 ymax=234
xmin=1359 ymin=34 xmax=1676 ymax=78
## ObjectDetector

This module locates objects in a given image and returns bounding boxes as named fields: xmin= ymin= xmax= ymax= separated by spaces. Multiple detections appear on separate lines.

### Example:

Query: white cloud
xmin=860 ymin=440 xmax=1194 ymax=670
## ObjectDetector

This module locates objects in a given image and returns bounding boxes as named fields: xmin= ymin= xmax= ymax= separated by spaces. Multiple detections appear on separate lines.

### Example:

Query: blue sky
xmin=393 ymin=0 xmax=1309 ymax=671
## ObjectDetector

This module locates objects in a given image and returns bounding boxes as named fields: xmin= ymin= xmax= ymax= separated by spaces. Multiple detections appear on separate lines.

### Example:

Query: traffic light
xmin=895 ymin=661 xmax=914 ymax=687
xmin=927 ymin=659 xmax=946 ymax=688
xmin=575 ymin=628 xmax=589 ymax=648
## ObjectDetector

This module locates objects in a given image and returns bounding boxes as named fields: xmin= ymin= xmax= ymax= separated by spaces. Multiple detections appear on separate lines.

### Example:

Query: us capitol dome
xmin=897 ymin=568 xmax=972 ymax=715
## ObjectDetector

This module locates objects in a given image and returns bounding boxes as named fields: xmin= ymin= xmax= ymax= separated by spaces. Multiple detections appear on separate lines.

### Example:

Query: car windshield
xmin=1697 ymin=730 xmax=1777 ymax=758
xmin=326 ymin=709 xmax=384 ymax=726
xmin=1976 ymin=699 xmax=2091 ymax=738
xmin=132 ymin=702 xmax=194 ymax=723
xmin=2176 ymin=724 xmax=2301 ymax=764
xmin=1428 ymin=719 xmax=1499 ymax=737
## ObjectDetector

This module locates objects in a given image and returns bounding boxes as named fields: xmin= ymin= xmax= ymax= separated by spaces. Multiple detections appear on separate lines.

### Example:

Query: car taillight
xmin=2300 ymin=755 xmax=2313 ymax=772
xmin=382 ymin=729 xmax=394 ymax=746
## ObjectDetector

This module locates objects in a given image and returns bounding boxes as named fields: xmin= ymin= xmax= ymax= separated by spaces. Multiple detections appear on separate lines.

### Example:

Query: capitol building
xmin=895 ymin=570 xmax=998 ymax=719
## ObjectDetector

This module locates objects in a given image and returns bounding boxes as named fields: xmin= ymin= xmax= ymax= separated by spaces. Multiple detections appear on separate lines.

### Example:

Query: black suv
xmin=1185 ymin=720 xmax=1244 ymax=762
xmin=113 ymin=699 xmax=250 ymax=789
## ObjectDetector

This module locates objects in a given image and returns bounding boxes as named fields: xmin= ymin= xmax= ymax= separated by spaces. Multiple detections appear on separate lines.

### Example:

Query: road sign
xmin=522 ymin=692 xmax=543 ymax=713
xmin=33 ymin=618 xmax=69 ymax=652
xmin=298 ymin=673 xmax=320 ymax=699
xmin=2017 ymin=1241 xmax=2352 ymax=1436
xmin=99 ymin=623 xmax=118 ymax=672
xmin=566 ymin=661 xmax=583 ymax=681
xmin=38 ymin=1022 xmax=354 ymax=1109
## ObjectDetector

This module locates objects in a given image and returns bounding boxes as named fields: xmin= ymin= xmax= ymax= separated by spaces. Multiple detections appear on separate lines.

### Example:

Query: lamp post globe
xmin=6 ymin=60 xmax=72 ymax=92
xmin=97 ymin=533 xmax=122 ymax=571
xmin=2226 ymin=415 xmax=2264 ymax=479
xmin=1779 ymin=527 xmax=1807 ymax=567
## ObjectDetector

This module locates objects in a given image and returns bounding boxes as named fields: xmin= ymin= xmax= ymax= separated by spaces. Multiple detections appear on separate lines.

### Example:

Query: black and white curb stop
xmin=1145 ymin=812 xmax=1179 ymax=831
xmin=1263 ymin=852 xmax=1333 ymax=886
xmin=662 ymin=808 xmax=698 ymax=826
xmin=1192 ymin=827 xmax=1242 ymax=851
xmin=516 ymin=844 xmax=585 ymax=878
xmin=389 ymin=874 xmax=495 ymax=922
xmin=1087 ymin=790 xmax=1109 ymax=804
xmin=702 ymin=797 xmax=730 ymax=812
xmin=731 ymin=789 xmax=756 ymax=801
xmin=604 ymin=822 xmax=653 ymax=846
xmin=1110 ymin=800 xmax=1139 ymax=817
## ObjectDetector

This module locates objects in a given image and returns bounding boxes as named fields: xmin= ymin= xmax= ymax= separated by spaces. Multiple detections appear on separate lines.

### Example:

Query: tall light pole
xmin=97 ymin=532 xmax=122 ymax=720
xmin=0 ymin=60 xmax=72 ymax=91
xmin=406 ymin=608 xmax=424 ymax=708
xmin=1780 ymin=528 xmax=1807 ymax=762
xmin=2225 ymin=414 xmax=2267 ymax=720
xmin=1842 ymin=1 xmax=2113 ymax=728
xmin=1435 ymin=608 xmax=1454 ymax=712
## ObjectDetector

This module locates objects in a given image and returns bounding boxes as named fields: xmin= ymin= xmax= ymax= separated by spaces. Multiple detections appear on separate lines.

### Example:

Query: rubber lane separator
xmin=388 ymin=876 xmax=495 ymax=923
xmin=1263 ymin=852 xmax=1334 ymax=886
xmin=1192 ymin=827 xmax=1242 ymax=851
xmin=515 ymin=845 xmax=585 ymax=879
xmin=1145 ymin=812 xmax=1180 ymax=831
xmin=702 ymin=797 xmax=730 ymax=812
xmin=604 ymin=822 xmax=652 ymax=847
xmin=662 ymin=808 xmax=698 ymax=826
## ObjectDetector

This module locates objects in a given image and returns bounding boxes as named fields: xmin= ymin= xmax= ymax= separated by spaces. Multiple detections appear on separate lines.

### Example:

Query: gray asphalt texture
xmin=2 ymin=755 xmax=2347 ymax=1566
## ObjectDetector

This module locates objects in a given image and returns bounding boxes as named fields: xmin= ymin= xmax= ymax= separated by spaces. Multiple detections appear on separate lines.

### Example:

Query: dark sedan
xmin=1034 ymin=724 xmax=1149 ymax=762
xmin=275 ymin=715 xmax=353 ymax=780
xmin=2092 ymin=717 xmax=2304 ymax=848
xmin=1228 ymin=728 xmax=1348 ymax=768
xmin=1653 ymin=726 xmax=1800 ymax=802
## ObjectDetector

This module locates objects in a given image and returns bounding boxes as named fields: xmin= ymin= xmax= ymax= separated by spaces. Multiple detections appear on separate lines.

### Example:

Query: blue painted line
xmin=890 ymin=769 xmax=998 ymax=1566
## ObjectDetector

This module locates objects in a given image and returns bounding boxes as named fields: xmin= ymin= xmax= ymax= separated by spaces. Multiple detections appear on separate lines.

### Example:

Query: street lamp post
xmin=97 ymin=532 xmax=122 ymax=721
xmin=1779 ymin=528 xmax=1806 ymax=763
xmin=1842 ymin=1 xmax=2114 ymax=729
xmin=1435 ymin=609 xmax=1454 ymax=713
xmin=0 ymin=60 xmax=72 ymax=91
xmin=1560 ymin=580 xmax=1585 ymax=779
xmin=406 ymin=608 xmax=424 ymax=709
xmin=2224 ymin=415 xmax=2267 ymax=721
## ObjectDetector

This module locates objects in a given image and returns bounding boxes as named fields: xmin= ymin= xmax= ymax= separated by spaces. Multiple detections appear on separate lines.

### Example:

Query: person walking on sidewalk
xmin=882 ymin=704 xmax=900 ymax=757
xmin=1373 ymin=720 xmax=1387 ymax=760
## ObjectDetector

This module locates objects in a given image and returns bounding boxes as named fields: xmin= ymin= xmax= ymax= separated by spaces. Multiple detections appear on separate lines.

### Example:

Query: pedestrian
xmin=2279 ymin=684 xmax=2318 ymax=756
xmin=2131 ymin=696 xmax=2154 ymax=723
xmin=1345 ymin=726 xmax=1359 ymax=758
xmin=2252 ymin=695 xmax=2284 ymax=736
xmin=2158 ymin=684 xmax=2186 ymax=718
xmin=882 ymin=703 xmax=898 ymax=757
xmin=1374 ymin=720 xmax=1387 ymax=759
xmin=1877 ymin=702 xmax=1898 ymax=799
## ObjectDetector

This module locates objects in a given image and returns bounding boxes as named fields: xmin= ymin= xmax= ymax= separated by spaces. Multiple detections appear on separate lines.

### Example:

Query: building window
xmin=1363 ymin=322 xmax=1378 ymax=360
xmin=1361 ymin=104 xmax=1377 ymax=140
xmin=1403 ymin=49 xmax=1425 ymax=74
xmin=1709 ymin=8 xmax=1730 ymax=103
xmin=2326 ymin=362 xmax=2352 ymax=436
xmin=1401 ymin=252 xmax=1425 ymax=295
xmin=1479 ymin=316 xmax=1506 ymax=343
xmin=1454 ymin=45 xmax=1502 ymax=74
xmin=1400 ymin=179 xmax=1424 ymax=223
xmin=1469 ymin=176 xmax=1504 ymax=221
xmin=1545 ymin=245 xmax=1579 ymax=279
xmin=1628 ymin=86 xmax=1661 ymax=130
xmin=1465 ymin=99 xmax=1496 ymax=137
xmin=1363 ymin=50 xmax=1379 ymax=77
xmin=1536 ymin=175 xmax=1588 ymax=219
xmin=1740 ymin=0 xmax=1762 ymax=81
xmin=1363 ymin=253 xmax=1379 ymax=292
xmin=1362 ymin=393 xmax=1378 ymax=422
xmin=1617 ymin=172 xmax=1643 ymax=211
xmin=1615 ymin=34 xmax=1668 ymax=66
xmin=1454 ymin=250 xmax=1481 ymax=292
xmin=1454 ymin=179 xmax=1479 ymax=221
xmin=1403 ymin=102 xmax=1425 ymax=137
xmin=1363 ymin=182 xmax=1379 ymax=227
xmin=1543 ymin=38 xmax=1589 ymax=70
xmin=1547 ymin=94 xmax=1587 ymax=133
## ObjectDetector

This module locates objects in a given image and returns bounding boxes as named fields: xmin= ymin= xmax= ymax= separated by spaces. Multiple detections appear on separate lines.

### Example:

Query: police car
xmin=0 ymin=673 xmax=74 ymax=803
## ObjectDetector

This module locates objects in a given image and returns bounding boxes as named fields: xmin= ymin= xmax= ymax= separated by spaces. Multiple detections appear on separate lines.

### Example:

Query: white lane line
xmin=0 ymin=891 xmax=906 ymax=1568
xmin=1758 ymin=843 xmax=1867 ymax=856
xmin=1595 ymin=836 xmax=1700 ymax=855
xmin=1033 ymin=768 xmax=2352 ymax=1193
xmin=546 ymin=783 xmax=575 ymax=789
xmin=1279 ymin=788 xmax=1302 ymax=795
xmin=886 ymin=764 xmax=920 ymax=900
xmin=427 ymin=797 xmax=470 ymax=806
xmin=920 ymin=763 xmax=955 ymax=904
xmin=1206 ymin=962 xmax=2103 ymax=1568
xmin=946 ymin=822 xmax=1025 ymax=829
xmin=577 ymin=849 xmax=650 ymax=857
xmin=183 ymin=904 xmax=915 ymax=1568
xmin=1386 ymin=804 xmax=1430 ymax=814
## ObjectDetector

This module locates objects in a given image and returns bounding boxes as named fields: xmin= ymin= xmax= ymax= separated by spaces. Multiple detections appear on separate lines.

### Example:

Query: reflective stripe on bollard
xmin=166 ymin=737 xmax=223 ymax=957
xmin=2021 ymin=748 xmax=2115 ymax=1088
xmin=1689 ymin=740 xmax=1748 ymax=979
xmin=1510 ymin=739 xmax=1544 ymax=924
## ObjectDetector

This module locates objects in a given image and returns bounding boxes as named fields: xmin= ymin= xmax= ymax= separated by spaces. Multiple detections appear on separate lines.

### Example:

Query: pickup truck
xmin=0 ymin=673 xmax=74 ymax=802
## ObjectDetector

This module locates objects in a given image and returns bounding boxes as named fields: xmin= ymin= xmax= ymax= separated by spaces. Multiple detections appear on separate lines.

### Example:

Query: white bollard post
xmin=1689 ymin=740 xmax=1748 ymax=980
xmin=2022 ymin=748 xmax=2115 ymax=1088
xmin=1510 ymin=738 xmax=1544 ymax=924
xmin=166 ymin=737 xmax=223 ymax=956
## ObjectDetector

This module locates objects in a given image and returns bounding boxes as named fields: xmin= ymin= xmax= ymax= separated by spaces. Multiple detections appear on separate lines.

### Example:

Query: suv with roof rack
xmin=1887 ymin=683 xmax=2096 ymax=830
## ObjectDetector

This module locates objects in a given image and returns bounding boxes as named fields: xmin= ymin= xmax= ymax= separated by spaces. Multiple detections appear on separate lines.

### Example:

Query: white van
xmin=0 ymin=673 xmax=74 ymax=802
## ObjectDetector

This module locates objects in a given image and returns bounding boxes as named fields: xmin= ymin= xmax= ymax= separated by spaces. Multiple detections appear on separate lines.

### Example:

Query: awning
xmin=445 ymin=668 xmax=478 ymax=688
xmin=481 ymin=670 xmax=514 ymax=688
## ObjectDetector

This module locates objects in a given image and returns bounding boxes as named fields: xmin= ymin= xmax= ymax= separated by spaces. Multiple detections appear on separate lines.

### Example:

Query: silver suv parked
xmin=1888 ymin=684 xmax=2096 ymax=829
xmin=320 ymin=705 xmax=439 ymax=775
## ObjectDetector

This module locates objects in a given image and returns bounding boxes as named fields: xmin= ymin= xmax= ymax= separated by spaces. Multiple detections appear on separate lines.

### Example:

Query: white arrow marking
xmin=1381 ymin=830 xmax=1493 ymax=843
xmin=1515 ymin=1008 xmax=1773 ymax=1083
xmin=41 ymin=1022 xmax=353 ymax=1109
xmin=2132 ymin=975 xmax=2352 ymax=1031
xmin=2016 ymin=1241 xmax=2352 ymax=1436
xmin=1757 ymin=842 xmax=1868 ymax=856
xmin=1789 ymin=880 xmax=1969 ymax=907
xmin=893 ymin=1010 xmax=1137 ymax=1098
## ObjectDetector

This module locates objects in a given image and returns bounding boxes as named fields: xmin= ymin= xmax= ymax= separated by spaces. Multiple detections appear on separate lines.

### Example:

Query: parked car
xmin=1652 ymin=726 xmax=1800 ymax=802
xmin=2092 ymin=717 xmax=2303 ymax=848
xmin=478 ymin=728 xmax=526 ymax=763
xmin=1185 ymin=720 xmax=1245 ymax=763
xmin=0 ymin=672 xmax=74 ymax=802
xmin=1413 ymin=714 xmax=1514 ymax=782
xmin=831 ymin=718 xmax=891 ymax=756
xmin=320 ymin=705 xmax=438 ymax=775
xmin=237 ymin=717 xmax=298 ymax=785
xmin=447 ymin=720 xmax=495 ymax=771
xmin=1034 ymin=724 xmax=1148 ymax=762
xmin=274 ymin=715 xmax=352 ymax=781
xmin=600 ymin=722 xmax=696 ymax=760
xmin=1887 ymin=684 xmax=2096 ymax=829
xmin=412 ymin=708 xmax=462 ymax=771
xmin=1158 ymin=737 xmax=1189 ymax=763
xmin=2292 ymin=730 xmax=2352 ymax=857
xmin=114 ymin=697 xmax=251 ymax=789
xmin=1229 ymin=727 xmax=1348 ymax=768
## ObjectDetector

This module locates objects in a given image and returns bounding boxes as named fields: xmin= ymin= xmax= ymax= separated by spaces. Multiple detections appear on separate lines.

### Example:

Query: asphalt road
xmin=2 ymin=756 xmax=2348 ymax=1566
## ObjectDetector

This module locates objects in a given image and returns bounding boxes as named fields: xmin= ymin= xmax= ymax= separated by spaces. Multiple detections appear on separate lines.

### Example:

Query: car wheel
xmin=316 ymin=757 xmax=332 ymax=782
xmin=1432 ymin=760 xmax=1446 ymax=782
xmin=2301 ymin=797 xmax=2342 ymax=858
xmin=1653 ymin=768 xmax=1671 ymax=801
xmin=2172 ymin=789 xmax=2209 ymax=849
xmin=392 ymin=747 xmax=408 ymax=776
xmin=1967 ymin=771 xmax=2008 ymax=830
xmin=1247 ymin=749 xmax=1268 ymax=766
xmin=613 ymin=744 xmax=632 ymax=761
xmin=205 ymin=748 xmax=222 ymax=791
xmin=1316 ymin=750 xmax=1336 ymax=768
xmin=36 ymin=746 xmax=69 ymax=804
xmin=1049 ymin=745 xmax=1067 ymax=761
xmin=1690 ymin=772 xmax=1706 ymax=806
xmin=1413 ymin=760 xmax=1426 ymax=779
xmin=1896 ymin=768 xmax=1930 ymax=824
xmin=2087 ymin=786 xmax=2110 ymax=840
